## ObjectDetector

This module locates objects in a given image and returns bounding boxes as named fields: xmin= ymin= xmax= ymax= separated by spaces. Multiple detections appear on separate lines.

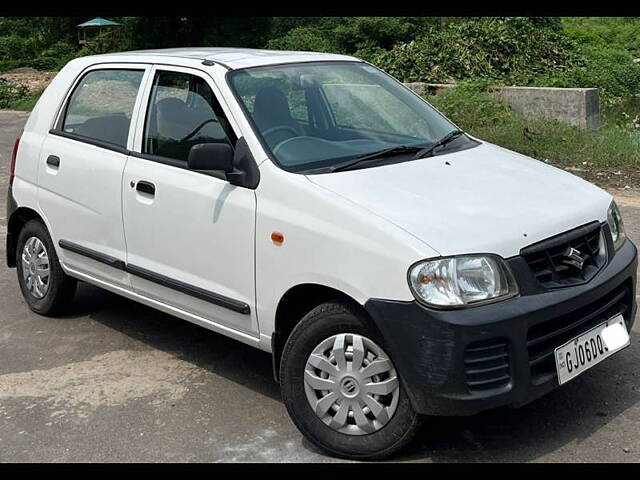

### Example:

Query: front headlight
xmin=607 ymin=200 xmax=626 ymax=251
xmin=408 ymin=255 xmax=518 ymax=308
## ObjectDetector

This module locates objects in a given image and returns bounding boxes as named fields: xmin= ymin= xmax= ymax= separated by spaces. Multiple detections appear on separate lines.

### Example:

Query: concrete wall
xmin=404 ymin=82 xmax=600 ymax=130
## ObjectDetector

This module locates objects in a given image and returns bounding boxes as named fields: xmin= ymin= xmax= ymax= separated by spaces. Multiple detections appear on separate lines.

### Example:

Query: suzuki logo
xmin=562 ymin=247 xmax=585 ymax=270
xmin=343 ymin=379 xmax=357 ymax=394
xmin=340 ymin=376 xmax=360 ymax=398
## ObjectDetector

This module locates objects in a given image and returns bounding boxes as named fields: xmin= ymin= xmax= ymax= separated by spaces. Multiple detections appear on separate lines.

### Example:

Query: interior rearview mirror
xmin=187 ymin=143 xmax=234 ymax=172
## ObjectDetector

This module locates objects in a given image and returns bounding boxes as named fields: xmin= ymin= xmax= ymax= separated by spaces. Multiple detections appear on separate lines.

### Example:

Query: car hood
xmin=307 ymin=142 xmax=612 ymax=258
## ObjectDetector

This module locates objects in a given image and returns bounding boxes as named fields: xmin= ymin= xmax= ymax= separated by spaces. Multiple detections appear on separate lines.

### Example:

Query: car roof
xmin=97 ymin=47 xmax=361 ymax=70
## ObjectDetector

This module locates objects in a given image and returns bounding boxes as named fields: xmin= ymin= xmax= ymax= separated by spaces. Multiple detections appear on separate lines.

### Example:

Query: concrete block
xmin=405 ymin=82 xmax=600 ymax=130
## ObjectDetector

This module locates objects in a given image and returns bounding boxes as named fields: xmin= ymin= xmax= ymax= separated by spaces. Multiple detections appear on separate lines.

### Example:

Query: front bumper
xmin=364 ymin=238 xmax=637 ymax=416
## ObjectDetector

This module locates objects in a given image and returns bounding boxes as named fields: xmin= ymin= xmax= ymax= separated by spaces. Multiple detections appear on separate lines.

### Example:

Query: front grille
xmin=527 ymin=281 xmax=632 ymax=382
xmin=521 ymin=222 xmax=606 ymax=289
xmin=464 ymin=339 xmax=511 ymax=392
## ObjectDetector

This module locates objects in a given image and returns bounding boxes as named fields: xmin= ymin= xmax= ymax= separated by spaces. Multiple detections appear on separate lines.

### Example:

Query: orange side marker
xmin=271 ymin=232 xmax=285 ymax=245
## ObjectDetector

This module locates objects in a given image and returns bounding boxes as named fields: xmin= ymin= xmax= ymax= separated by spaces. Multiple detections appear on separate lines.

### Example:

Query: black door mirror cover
xmin=187 ymin=143 xmax=234 ymax=172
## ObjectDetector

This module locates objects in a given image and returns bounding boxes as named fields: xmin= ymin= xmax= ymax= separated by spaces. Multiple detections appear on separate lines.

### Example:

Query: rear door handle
xmin=136 ymin=180 xmax=156 ymax=196
xmin=46 ymin=155 xmax=60 ymax=168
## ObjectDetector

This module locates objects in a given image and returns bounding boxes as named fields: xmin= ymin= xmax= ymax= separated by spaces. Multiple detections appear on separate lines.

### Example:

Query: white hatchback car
xmin=6 ymin=48 xmax=637 ymax=460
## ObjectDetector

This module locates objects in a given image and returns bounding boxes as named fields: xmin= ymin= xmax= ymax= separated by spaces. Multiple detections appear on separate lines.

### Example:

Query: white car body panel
xmin=122 ymin=157 xmax=259 ymax=336
xmin=254 ymin=160 xmax=438 ymax=336
xmin=103 ymin=47 xmax=359 ymax=70
xmin=308 ymin=142 xmax=613 ymax=258
xmin=8 ymin=48 xmax=615 ymax=355
xmin=37 ymin=134 xmax=131 ymax=287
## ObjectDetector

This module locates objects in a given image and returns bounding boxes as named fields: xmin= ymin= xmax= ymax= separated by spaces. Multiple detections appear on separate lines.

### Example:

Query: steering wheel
xmin=262 ymin=125 xmax=299 ymax=145
xmin=180 ymin=119 xmax=218 ymax=142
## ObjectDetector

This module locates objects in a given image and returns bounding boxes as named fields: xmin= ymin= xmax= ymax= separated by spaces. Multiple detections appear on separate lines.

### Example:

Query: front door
xmin=121 ymin=66 xmax=258 ymax=336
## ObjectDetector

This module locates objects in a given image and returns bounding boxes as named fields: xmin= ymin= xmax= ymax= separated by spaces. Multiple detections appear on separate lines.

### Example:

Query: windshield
xmin=228 ymin=61 xmax=465 ymax=173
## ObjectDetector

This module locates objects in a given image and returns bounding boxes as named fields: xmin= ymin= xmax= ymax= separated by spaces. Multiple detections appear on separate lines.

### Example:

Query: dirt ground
xmin=572 ymin=169 xmax=640 ymax=192
xmin=0 ymin=68 xmax=57 ymax=93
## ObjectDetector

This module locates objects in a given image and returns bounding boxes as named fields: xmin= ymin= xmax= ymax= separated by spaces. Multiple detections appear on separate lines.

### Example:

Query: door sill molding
xmin=61 ymin=264 xmax=265 ymax=349
xmin=58 ymin=239 xmax=251 ymax=315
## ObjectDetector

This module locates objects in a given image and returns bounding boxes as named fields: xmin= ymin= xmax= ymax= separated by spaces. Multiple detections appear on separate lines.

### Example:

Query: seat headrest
xmin=156 ymin=97 xmax=192 ymax=123
xmin=253 ymin=86 xmax=293 ymax=131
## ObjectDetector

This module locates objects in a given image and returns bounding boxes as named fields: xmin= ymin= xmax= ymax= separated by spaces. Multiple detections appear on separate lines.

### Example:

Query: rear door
xmin=37 ymin=64 xmax=149 ymax=286
xmin=122 ymin=65 xmax=258 ymax=336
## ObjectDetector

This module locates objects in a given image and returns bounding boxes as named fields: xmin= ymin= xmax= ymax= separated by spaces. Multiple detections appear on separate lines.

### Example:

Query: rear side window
xmin=143 ymin=71 xmax=234 ymax=163
xmin=60 ymin=69 xmax=144 ymax=148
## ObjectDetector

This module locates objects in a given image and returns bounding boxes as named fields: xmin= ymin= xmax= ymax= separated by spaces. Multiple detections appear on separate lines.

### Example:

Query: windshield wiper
xmin=330 ymin=145 xmax=426 ymax=172
xmin=413 ymin=129 xmax=466 ymax=159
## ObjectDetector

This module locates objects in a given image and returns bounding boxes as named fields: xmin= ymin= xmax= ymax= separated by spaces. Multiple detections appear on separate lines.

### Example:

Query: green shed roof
xmin=77 ymin=17 xmax=121 ymax=28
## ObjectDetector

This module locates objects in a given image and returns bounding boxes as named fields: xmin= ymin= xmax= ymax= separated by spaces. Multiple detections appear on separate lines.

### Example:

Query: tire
xmin=15 ymin=219 xmax=77 ymax=316
xmin=280 ymin=300 xmax=423 ymax=460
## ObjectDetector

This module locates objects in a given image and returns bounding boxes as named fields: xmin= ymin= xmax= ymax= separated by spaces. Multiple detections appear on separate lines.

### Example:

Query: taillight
xmin=9 ymin=135 xmax=20 ymax=186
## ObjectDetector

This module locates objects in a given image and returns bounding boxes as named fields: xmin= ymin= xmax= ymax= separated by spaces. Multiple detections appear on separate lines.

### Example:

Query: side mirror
xmin=226 ymin=137 xmax=260 ymax=190
xmin=187 ymin=138 xmax=260 ymax=189
xmin=187 ymin=143 xmax=234 ymax=172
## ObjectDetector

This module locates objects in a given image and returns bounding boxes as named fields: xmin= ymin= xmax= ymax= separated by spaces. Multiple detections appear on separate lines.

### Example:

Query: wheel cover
xmin=303 ymin=333 xmax=400 ymax=435
xmin=21 ymin=236 xmax=50 ymax=299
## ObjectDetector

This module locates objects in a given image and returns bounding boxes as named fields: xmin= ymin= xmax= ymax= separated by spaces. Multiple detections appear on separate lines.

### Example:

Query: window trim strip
xmin=49 ymin=130 xmax=131 ymax=155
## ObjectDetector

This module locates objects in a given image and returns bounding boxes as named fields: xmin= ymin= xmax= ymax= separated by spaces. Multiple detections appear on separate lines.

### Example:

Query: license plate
xmin=555 ymin=314 xmax=630 ymax=385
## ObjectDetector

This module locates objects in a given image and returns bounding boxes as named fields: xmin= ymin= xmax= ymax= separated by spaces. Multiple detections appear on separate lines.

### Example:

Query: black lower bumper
xmin=5 ymin=184 xmax=18 ymax=268
xmin=364 ymin=239 xmax=638 ymax=416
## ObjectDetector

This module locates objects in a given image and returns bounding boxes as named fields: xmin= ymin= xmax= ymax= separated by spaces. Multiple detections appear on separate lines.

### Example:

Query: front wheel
xmin=280 ymin=300 xmax=423 ymax=460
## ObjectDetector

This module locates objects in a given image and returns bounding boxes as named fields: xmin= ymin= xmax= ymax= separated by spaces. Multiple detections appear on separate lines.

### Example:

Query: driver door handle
xmin=46 ymin=155 xmax=60 ymax=168
xmin=136 ymin=180 xmax=156 ymax=196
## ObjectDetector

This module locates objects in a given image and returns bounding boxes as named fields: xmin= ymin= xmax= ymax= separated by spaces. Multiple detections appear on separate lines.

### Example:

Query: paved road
xmin=0 ymin=110 xmax=639 ymax=462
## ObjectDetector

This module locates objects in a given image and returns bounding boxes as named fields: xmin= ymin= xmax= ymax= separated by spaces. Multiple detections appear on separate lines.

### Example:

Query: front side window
xmin=61 ymin=69 xmax=144 ymax=148
xmin=143 ymin=71 xmax=234 ymax=163
xmin=229 ymin=62 xmax=468 ymax=173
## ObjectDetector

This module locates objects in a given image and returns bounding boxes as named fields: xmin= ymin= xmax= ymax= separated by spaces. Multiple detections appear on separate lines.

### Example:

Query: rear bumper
xmin=5 ymin=184 xmax=18 ymax=268
xmin=365 ymin=238 xmax=637 ymax=416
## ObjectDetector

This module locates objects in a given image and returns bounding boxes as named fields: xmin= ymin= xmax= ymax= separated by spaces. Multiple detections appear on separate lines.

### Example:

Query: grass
xmin=465 ymin=114 xmax=639 ymax=171
xmin=2 ymin=87 xmax=44 ymax=111
xmin=427 ymin=85 xmax=640 ymax=174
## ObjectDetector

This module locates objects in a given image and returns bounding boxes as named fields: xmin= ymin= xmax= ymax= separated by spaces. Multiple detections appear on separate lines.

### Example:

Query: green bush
xmin=266 ymin=17 xmax=435 ymax=57
xmin=562 ymin=17 xmax=640 ymax=57
xmin=0 ymin=59 xmax=25 ymax=73
xmin=0 ymin=28 xmax=81 ymax=73
xmin=0 ymin=35 xmax=79 ymax=72
xmin=370 ymin=18 xmax=583 ymax=84
xmin=535 ymin=45 xmax=640 ymax=103
xmin=37 ymin=41 xmax=77 ymax=68
xmin=0 ymin=35 xmax=40 ymax=62
xmin=428 ymin=81 xmax=512 ymax=128
xmin=6 ymin=87 xmax=44 ymax=111
xmin=0 ymin=80 xmax=29 ymax=109
xmin=266 ymin=26 xmax=339 ymax=53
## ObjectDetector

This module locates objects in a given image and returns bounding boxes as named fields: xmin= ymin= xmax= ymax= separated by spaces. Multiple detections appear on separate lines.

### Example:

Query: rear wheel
xmin=280 ymin=300 xmax=423 ymax=460
xmin=16 ymin=219 xmax=77 ymax=316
